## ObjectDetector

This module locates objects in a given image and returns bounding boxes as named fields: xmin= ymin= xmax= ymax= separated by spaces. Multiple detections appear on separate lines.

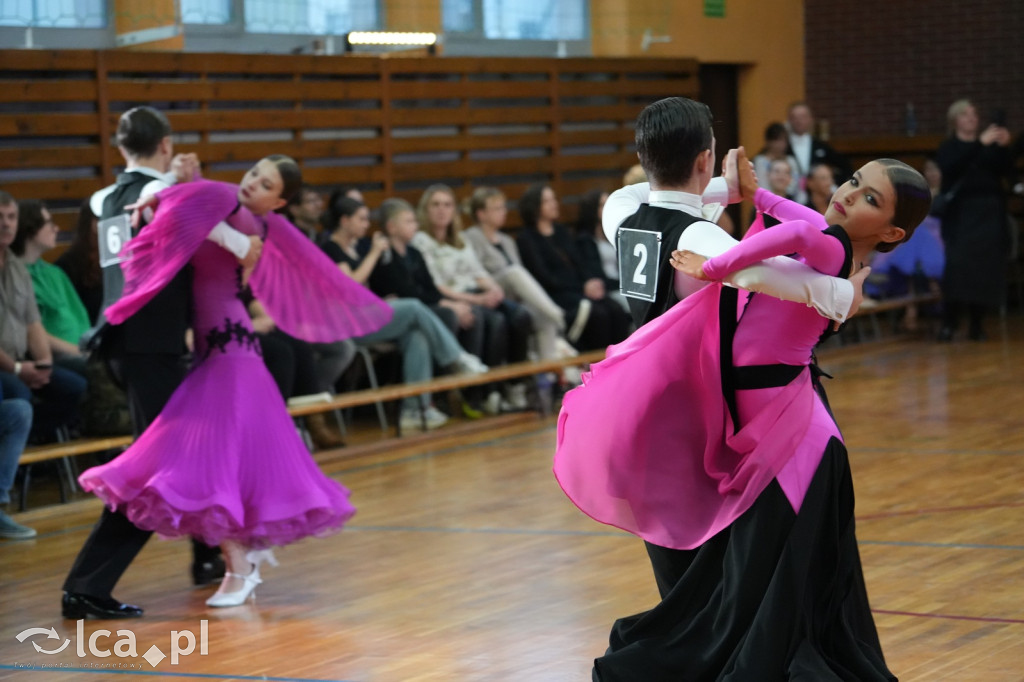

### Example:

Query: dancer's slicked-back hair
xmin=116 ymin=106 xmax=172 ymax=158
xmin=874 ymin=158 xmax=931 ymax=253
xmin=635 ymin=97 xmax=713 ymax=187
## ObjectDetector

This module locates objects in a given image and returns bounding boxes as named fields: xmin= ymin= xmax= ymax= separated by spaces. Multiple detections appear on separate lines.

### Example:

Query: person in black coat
xmin=516 ymin=183 xmax=631 ymax=351
xmin=935 ymin=99 xmax=1014 ymax=341
xmin=786 ymin=102 xmax=852 ymax=202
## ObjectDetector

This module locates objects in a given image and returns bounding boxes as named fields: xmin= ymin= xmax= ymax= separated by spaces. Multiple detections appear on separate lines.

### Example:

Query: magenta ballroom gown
xmin=555 ymin=190 xmax=894 ymax=680
xmin=79 ymin=181 xmax=392 ymax=549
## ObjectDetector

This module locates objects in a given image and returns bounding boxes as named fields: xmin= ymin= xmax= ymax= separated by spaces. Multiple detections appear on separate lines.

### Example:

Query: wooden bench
xmin=15 ymin=350 xmax=606 ymax=510
xmin=849 ymin=291 xmax=942 ymax=341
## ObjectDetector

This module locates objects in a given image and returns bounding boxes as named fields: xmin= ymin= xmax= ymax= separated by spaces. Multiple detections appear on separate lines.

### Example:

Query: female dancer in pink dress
xmin=555 ymin=156 xmax=930 ymax=680
xmin=79 ymin=156 xmax=392 ymax=607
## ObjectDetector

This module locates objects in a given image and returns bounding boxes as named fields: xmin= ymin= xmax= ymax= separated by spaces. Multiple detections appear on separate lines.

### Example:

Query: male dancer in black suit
xmin=594 ymin=96 xmax=866 ymax=679
xmin=62 ymin=106 xmax=260 ymax=619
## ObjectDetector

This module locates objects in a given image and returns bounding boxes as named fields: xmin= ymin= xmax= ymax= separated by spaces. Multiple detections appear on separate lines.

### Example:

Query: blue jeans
xmin=0 ymin=366 xmax=87 ymax=440
xmin=356 ymin=298 xmax=465 ymax=410
xmin=0 ymin=398 xmax=32 ymax=505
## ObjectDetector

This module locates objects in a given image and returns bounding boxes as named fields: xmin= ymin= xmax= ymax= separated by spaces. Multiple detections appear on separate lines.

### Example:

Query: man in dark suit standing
xmin=62 ymin=107 xmax=259 ymax=619
xmin=785 ymin=101 xmax=852 ymax=203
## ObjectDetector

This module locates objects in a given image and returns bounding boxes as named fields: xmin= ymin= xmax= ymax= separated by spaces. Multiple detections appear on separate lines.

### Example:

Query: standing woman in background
xmin=936 ymin=99 xmax=1014 ymax=341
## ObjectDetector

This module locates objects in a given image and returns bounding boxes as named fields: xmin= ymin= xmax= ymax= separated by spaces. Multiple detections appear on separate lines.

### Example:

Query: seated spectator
xmin=372 ymin=200 xmax=497 ymax=411
xmin=462 ymin=186 xmax=570 ymax=364
xmin=50 ymin=201 xmax=130 ymax=436
xmin=0 ymin=192 xmax=86 ymax=441
xmin=284 ymin=185 xmax=324 ymax=241
xmin=0 ymin=384 xmax=34 ymax=539
xmin=753 ymin=159 xmax=798 ymax=227
xmin=413 ymin=185 xmax=533 ymax=414
xmin=13 ymin=200 xmax=90 ymax=377
xmin=803 ymin=161 xmax=836 ymax=215
xmin=574 ymin=188 xmax=629 ymax=311
xmin=516 ymin=183 xmax=632 ymax=352
xmin=321 ymin=195 xmax=486 ymax=430
xmin=785 ymin=101 xmax=853 ymax=200
xmin=55 ymin=200 xmax=103 ymax=325
xmin=753 ymin=122 xmax=800 ymax=199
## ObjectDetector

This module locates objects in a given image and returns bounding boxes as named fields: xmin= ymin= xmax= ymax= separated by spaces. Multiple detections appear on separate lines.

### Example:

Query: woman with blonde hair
xmin=414 ymin=184 xmax=532 ymax=413
xmin=462 ymin=186 xmax=568 ymax=363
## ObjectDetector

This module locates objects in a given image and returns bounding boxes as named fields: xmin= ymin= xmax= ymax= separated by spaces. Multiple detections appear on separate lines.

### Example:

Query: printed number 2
xmin=632 ymin=243 xmax=648 ymax=286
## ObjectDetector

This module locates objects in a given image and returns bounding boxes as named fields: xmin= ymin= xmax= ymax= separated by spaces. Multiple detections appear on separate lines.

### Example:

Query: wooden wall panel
xmin=1 ymin=50 xmax=699 ymax=237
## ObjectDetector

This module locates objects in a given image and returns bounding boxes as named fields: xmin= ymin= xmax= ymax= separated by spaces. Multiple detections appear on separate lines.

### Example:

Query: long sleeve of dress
xmin=679 ymin=222 xmax=852 ymax=322
xmin=247 ymin=212 xmax=392 ymax=343
xmin=703 ymin=219 xmax=847 ymax=280
xmin=754 ymin=188 xmax=829 ymax=228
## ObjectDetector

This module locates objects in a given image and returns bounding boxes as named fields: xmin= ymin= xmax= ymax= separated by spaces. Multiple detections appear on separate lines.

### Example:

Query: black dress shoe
xmin=192 ymin=556 xmax=226 ymax=586
xmin=62 ymin=592 xmax=143 ymax=619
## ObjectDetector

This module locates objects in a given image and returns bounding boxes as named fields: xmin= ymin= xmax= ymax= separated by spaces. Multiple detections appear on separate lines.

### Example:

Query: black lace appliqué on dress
xmin=203 ymin=317 xmax=262 ymax=359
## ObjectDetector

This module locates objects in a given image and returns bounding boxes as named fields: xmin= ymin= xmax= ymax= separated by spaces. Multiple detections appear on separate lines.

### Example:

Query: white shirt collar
xmin=648 ymin=189 xmax=722 ymax=222
xmin=648 ymin=189 xmax=703 ymax=216
xmin=126 ymin=165 xmax=176 ymax=183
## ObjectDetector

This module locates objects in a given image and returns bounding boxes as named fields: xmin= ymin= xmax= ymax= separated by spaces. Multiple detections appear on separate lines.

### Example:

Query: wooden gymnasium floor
xmin=1 ymin=317 xmax=1022 ymax=682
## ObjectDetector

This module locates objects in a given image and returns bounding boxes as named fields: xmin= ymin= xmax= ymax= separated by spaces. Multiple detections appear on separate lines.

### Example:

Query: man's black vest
xmin=618 ymin=204 xmax=703 ymax=328
xmin=96 ymin=171 xmax=191 ymax=356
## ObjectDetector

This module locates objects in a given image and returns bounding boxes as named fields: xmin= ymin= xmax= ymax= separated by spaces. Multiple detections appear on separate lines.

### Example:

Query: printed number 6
xmin=106 ymin=228 xmax=122 ymax=255
xmin=632 ymin=243 xmax=648 ymax=285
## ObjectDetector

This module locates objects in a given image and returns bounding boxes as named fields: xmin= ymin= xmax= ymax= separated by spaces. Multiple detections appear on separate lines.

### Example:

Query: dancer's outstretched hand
xmin=670 ymin=250 xmax=710 ymax=280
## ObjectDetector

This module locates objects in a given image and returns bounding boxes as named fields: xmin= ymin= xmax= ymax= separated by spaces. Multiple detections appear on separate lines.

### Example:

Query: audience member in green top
xmin=13 ymin=200 xmax=90 ymax=375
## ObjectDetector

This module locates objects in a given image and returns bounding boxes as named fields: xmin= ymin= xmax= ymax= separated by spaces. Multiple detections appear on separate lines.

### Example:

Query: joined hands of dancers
xmin=671 ymin=146 xmax=872 ymax=331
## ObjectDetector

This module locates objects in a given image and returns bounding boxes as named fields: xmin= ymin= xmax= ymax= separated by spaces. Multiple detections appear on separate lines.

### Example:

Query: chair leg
xmin=295 ymin=417 xmax=314 ymax=451
xmin=61 ymin=456 xmax=79 ymax=496
xmin=356 ymin=347 xmax=389 ymax=433
xmin=332 ymin=409 xmax=348 ymax=440
xmin=18 ymin=465 xmax=31 ymax=513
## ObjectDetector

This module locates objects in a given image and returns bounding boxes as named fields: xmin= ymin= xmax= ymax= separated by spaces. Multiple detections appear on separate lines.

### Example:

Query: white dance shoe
xmin=205 ymin=549 xmax=278 ymax=608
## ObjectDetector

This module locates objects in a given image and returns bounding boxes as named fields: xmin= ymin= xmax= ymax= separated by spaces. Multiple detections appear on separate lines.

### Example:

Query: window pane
xmin=483 ymin=0 xmax=585 ymax=40
xmin=442 ymin=0 xmax=474 ymax=33
xmin=244 ymin=0 xmax=379 ymax=35
xmin=181 ymin=0 xmax=230 ymax=25
xmin=0 ymin=0 xmax=105 ymax=27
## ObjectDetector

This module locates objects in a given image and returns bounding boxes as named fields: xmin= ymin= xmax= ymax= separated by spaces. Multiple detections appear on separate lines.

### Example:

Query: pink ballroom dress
xmin=554 ymin=189 xmax=895 ymax=681
xmin=78 ymin=180 xmax=393 ymax=549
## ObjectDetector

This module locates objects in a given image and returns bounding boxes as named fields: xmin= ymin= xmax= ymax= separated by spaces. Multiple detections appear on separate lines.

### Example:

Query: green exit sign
xmin=705 ymin=0 xmax=725 ymax=17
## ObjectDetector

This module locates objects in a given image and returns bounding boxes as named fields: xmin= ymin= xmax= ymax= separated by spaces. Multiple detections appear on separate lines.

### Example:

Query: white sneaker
xmin=422 ymin=405 xmax=449 ymax=429
xmin=553 ymin=337 xmax=579 ymax=359
xmin=454 ymin=352 xmax=488 ymax=375
xmin=562 ymin=366 xmax=583 ymax=387
xmin=400 ymin=406 xmax=449 ymax=432
xmin=483 ymin=390 xmax=504 ymax=416
xmin=503 ymin=383 xmax=530 ymax=411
